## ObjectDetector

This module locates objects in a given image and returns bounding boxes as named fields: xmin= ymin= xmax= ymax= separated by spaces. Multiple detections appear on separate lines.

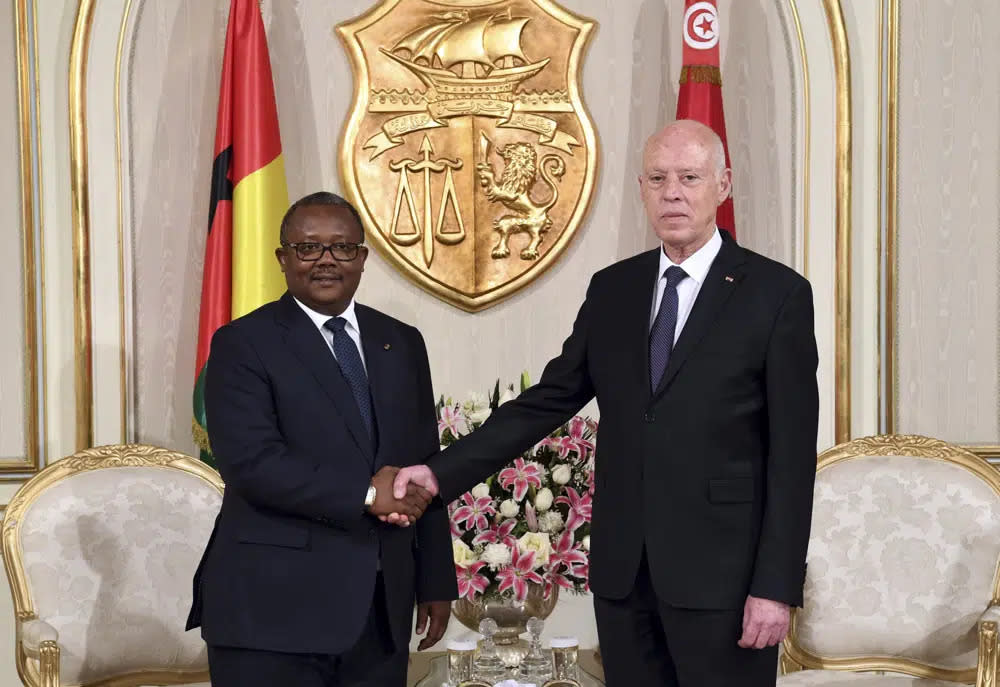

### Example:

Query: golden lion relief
xmin=477 ymin=142 xmax=566 ymax=260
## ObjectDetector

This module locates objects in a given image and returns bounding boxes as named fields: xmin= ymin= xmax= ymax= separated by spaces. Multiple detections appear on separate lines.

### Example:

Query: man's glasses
xmin=281 ymin=241 xmax=364 ymax=262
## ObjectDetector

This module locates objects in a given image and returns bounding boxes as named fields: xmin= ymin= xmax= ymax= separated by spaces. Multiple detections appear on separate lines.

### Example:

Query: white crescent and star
xmin=684 ymin=1 xmax=720 ymax=50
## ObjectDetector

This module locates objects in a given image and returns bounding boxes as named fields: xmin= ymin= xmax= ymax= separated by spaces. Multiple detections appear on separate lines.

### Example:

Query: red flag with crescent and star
xmin=676 ymin=0 xmax=735 ymax=237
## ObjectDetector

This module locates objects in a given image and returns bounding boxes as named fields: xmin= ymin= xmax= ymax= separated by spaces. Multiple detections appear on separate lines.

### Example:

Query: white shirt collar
xmin=293 ymin=296 xmax=361 ymax=335
xmin=657 ymin=227 xmax=723 ymax=285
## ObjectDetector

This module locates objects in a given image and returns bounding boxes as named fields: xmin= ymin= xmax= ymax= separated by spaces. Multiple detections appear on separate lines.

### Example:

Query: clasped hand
xmin=366 ymin=465 xmax=441 ymax=527
xmin=367 ymin=466 xmax=434 ymax=526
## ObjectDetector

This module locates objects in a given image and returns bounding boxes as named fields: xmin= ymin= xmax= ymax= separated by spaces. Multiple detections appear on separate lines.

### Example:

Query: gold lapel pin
xmin=383 ymin=343 xmax=391 ymax=350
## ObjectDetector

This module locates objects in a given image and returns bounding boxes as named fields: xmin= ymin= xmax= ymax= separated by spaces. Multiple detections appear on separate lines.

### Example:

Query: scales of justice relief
xmin=338 ymin=0 xmax=598 ymax=311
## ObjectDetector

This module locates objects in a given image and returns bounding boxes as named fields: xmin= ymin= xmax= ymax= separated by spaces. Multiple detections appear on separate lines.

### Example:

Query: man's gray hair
xmin=646 ymin=119 xmax=728 ymax=179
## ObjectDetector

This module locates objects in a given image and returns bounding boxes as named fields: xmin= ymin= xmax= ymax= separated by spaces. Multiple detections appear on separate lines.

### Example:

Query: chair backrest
xmin=1 ymin=444 xmax=223 ymax=686
xmin=783 ymin=435 xmax=1000 ymax=682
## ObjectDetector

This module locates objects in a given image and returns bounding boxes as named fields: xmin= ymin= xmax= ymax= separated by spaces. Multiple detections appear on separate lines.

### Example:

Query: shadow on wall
xmin=618 ymin=0 xmax=676 ymax=261
xmin=723 ymin=0 xmax=788 ymax=264
xmin=129 ymin=1 xmax=226 ymax=456
xmin=268 ymin=2 xmax=323 ymax=199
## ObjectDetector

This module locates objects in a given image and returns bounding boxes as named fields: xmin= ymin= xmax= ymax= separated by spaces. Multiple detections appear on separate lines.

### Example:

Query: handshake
xmin=366 ymin=464 xmax=441 ymax=526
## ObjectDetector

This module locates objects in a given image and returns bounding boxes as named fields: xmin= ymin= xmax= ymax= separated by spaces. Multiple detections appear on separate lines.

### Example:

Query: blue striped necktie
xmin=649 ymin=266 xmax=688 ymax=392
xmin=324 ymin=317 xmax=374 ymax=440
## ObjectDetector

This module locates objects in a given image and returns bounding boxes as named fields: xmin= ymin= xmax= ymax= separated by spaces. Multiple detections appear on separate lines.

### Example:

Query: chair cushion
xmin=779 ymin=670 xmax=957 ymax=685
xmin=794 ymin=454 xmax=1000 ymax=669
xmin=19 ymin=466 xmax=221 ymax=684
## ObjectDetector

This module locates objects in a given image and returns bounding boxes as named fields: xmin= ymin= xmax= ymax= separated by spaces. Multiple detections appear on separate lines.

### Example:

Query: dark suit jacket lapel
xmin=275 ymin=293 xmax=375 ymax=466
xmin=652 ymin=234 xmax=747 ymax=401
xmin=622 ymin=249 xmax=662 ymax=402
xmin=356 ymin=305 xmax=399 ymax=471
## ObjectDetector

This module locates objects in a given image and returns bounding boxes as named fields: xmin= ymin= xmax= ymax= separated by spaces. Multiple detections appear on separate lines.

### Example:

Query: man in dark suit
xmin=186 ymin=192 xmax=457 ymax=686
xmin=392 ymin=120 xmax=819 ymax=686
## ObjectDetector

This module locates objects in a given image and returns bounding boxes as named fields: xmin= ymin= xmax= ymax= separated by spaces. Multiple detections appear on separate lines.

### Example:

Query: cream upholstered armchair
xmin=1 ymin=444 xmax=223 ymax=687
xmin=779 ymin=435 xmax=1000 ymax=686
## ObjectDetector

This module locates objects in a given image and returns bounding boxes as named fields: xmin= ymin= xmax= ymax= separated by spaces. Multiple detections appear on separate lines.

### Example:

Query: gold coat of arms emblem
xmin=338 ymin=0 xmax=598 ymax=311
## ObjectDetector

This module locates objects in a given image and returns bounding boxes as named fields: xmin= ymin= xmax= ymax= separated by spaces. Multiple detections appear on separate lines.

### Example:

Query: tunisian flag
xmin=676 ymin=0 xmax=735 ymax=237
xmin=193 ymin=0 xmax=289 ymax=466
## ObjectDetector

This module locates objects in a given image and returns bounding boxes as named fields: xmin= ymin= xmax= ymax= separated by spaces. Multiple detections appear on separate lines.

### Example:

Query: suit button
xmin=644 ymin=411 xmax=655 ymax=423
xmin=368 ymin=528 xmax=377 ymax=537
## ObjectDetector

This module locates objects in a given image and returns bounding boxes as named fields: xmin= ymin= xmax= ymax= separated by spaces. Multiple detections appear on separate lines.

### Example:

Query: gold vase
xmin=453 ymin=584 xmax=559 ymax=667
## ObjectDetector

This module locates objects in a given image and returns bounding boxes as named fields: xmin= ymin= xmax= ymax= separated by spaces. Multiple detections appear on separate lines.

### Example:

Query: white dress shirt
xmin=650 ymin=228 xmax=723 ymax=344
xmin=293 ymin=296 xmax=367 ymax=372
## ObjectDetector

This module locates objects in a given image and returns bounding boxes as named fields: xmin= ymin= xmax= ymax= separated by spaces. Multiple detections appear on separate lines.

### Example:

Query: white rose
xmin=517 ymin=532 xmax=551 ymax=567
xmin=539 ymin=510 xmax=564 ymax=534
xmin=582 ymin=535 xmax=590 ymax=551
xmin=534 ymin=487 xmax=554 ymax=512
xmin=452 ymin=539 xmax=477 ymax=566
xmin=499 ymin=499 xmax=519 ymax=519
xmin=471 ymin=483 xmax=491 ymax=499
xmin=469 ymin=406 xmax=491 ymax=425
xmin=482 ymin=543 xmax=512 ymax=569
xmin=464 ymin=392 xmax=489 ymax=411
xmin=551 ymin=464 xmax=572 ymax=485
xmin=498 ymin=387 xmax=517 ymax=405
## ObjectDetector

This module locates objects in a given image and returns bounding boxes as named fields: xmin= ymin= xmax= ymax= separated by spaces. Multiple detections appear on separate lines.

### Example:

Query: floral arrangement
xmin=438 ymin=373 xmax=596 ymax=603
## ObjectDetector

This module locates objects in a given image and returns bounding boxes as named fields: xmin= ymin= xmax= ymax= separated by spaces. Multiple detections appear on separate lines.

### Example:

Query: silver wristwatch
xmin=364 ymin=484 xmax=377 ymax=509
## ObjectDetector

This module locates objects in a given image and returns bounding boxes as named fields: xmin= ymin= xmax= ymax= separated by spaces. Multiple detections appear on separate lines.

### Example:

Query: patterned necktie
xmin=324 ymin=317 xmax=374 ymax=440
xmin=649 ymin=265 xmax=688 ymax=392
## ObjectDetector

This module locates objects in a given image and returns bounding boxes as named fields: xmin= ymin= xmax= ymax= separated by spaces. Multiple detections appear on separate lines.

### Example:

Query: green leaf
xmin=520 ymin=370 xmax=532 ymax=392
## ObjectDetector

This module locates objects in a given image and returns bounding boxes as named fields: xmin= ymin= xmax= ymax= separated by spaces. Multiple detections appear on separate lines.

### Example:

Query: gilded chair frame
xmin=781 ymin=434 xmax=1000 ymax=684
xmin=1 ymin=444 xmax=224 ymax=687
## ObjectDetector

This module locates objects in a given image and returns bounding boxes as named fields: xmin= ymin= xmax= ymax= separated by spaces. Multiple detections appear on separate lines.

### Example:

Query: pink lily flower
xmin=540 ymin=417 xmax=595 ymax=461
xmin=498 ymin=458 xmax=543 ymax=501
xmin=496 ymin=548 xmax=544 ymax=601
xmin=451 ymin=492 xmax=496 ymax=532
xmin=549 ymin=531 xmax=588 ymax=575
xmin=543 ymin=567 xmax=576 ymax=597
xmin=437 ymin=405 xmax=466 ymax=440
xmin=555 ymin=487 xmax=592 ymax=532
xmin=567 ymin=416 xmax=596 ymax=455
xmin=472 ymin=518 xmax=518 ymax=548
xmin=456 ymin=562 xmax=490 ymax=601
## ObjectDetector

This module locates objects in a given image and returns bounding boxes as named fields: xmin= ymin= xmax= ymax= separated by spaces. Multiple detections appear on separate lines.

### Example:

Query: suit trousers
xmin=207 ymin=574 xmax=407 ymax=687
xmin=593 ymin=553 xmax=778 ymax=687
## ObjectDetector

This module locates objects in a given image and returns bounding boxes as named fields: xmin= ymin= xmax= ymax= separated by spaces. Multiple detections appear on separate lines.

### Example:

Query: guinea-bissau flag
xmin=193 ymin=0 xmax=289 ymax=466
xmin=676 ymin=0 xmax=735 ymax=237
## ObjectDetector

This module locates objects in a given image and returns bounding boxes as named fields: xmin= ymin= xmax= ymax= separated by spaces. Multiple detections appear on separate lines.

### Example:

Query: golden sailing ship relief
xmin=338 ymin=0 xmax=598 ymax=311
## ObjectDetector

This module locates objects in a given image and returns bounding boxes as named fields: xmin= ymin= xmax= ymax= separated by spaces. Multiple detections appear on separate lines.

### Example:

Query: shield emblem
xmin=337 ymin=0 xmax=598 ymax=312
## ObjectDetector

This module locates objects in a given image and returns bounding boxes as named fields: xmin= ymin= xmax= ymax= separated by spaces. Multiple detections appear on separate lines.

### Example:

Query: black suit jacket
xmin=186 ymin=293 xmax=457 ymax=655
xmin=428 ymin=233 xmax=818 ymax=609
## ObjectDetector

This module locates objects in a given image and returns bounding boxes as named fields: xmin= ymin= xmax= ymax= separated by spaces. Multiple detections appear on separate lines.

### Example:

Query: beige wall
xmin=3 ymin=0 xmax=997 ymax=683
xmin=893 ymin=1 xmax=1000 ymax=446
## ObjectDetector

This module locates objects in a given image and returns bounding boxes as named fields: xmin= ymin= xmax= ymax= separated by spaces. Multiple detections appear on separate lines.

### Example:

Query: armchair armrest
xmin=977 ymin=605 xmax=1000 ymax=687
xmin=20 ymin=619 xmax=60 ymax=687
xmin=21 ymin=619 xmax=58 ymax=655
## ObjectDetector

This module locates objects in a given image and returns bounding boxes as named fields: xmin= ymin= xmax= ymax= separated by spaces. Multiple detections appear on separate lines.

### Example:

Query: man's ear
xmin=718 ymin=168 xmax=733 ymax=203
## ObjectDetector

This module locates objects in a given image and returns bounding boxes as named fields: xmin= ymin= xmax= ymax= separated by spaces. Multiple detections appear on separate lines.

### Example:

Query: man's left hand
xmin=737 ymin=595 xmax=790 ymax=649
xmin=415 ymin=600 xmax=451 ymax=650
